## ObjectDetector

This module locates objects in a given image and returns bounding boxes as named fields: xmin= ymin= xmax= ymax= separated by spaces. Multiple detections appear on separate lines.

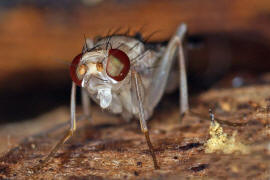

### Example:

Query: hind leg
xmin=146 ymin=24 xmax=189 ymax=121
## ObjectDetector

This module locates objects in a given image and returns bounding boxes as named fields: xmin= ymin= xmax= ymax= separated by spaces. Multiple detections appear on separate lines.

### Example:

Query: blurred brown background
xmin=1 ymin=0 xmax=270 ymax=123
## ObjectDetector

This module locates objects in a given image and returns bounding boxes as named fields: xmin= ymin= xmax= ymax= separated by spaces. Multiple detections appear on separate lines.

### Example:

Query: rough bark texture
xmin=0 ymin=84 xmax=269 ymax=179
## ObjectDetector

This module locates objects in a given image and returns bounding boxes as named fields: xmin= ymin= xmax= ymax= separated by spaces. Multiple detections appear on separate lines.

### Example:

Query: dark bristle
xmin=94 ymin=35 xmax=102 ymax=43
xmin=111 ymin=27 xmax=122 ymax=36
xmin=84 ymin=27 xmax=167 ymax=55
xmin=124 ymin=27 xmax=130 ymax=36
xmin=134 ymin=32 xmax=144 ymax=42
xmin=106 ymin=28 xmax=113 ymax=37
xmin=105 ymin=36 xmax=112 ymax=50
xmin=82 ymin=34 xmax=89 ymax=54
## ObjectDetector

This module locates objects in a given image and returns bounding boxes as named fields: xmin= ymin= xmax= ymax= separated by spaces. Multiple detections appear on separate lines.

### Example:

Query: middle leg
xmin=131 ymin=70 xmax=159 ymax=169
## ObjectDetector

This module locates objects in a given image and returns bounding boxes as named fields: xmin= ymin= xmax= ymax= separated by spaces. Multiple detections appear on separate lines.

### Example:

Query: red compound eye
xmin=70 ymin=53 xmax=83 ymax=86
xmin=106 ymin=49 xmax=130 ymax=81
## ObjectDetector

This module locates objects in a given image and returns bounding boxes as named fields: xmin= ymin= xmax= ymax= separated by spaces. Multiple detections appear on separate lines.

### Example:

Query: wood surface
xmin=0 ymin=83 xmax=269 ymax=179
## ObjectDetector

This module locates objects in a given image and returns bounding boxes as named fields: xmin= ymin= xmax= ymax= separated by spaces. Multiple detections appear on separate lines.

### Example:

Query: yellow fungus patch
xmin=205 ymin=121 xmax=250 ymax=154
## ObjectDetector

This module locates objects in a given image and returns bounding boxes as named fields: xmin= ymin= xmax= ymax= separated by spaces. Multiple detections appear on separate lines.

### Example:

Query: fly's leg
xmin=146 ymin=23 xmax=189 ymax=121
xmin=33 ymin=38 xmax=93 ymax=171
xmin=34 ymin=82 xmax=77 ymax=171
xmin=177 ymin=25 xmax=189 ymax=118
xmin=131 ymin=70 xmax=159 ymax=169
xmin=81 ymin=88 xmax=91 ymax=120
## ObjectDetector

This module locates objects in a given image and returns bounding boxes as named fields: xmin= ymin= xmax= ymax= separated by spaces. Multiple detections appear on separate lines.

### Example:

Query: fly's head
xmin=70 ymin=48 xmax=130 ymax=109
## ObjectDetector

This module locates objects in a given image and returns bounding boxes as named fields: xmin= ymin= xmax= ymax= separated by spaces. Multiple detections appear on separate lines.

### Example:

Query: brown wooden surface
xmin=0 ymin=83 xmax=269 ymax=179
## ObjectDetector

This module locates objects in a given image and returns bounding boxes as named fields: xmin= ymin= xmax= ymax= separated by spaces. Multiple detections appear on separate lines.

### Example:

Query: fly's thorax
xmin=95 ymin=36 xmax=145 ymax=60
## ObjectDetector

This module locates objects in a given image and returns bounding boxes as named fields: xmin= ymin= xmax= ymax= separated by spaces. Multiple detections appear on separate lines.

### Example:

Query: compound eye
xmin=106 ymin=49 xmax=130 ymax=81
xmin=70 ymin=53 xmax=87 ymax=86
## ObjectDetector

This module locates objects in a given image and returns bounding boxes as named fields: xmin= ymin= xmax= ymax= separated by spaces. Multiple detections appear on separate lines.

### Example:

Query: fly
xmin=36 ymin=24 xmax=189 ymax=170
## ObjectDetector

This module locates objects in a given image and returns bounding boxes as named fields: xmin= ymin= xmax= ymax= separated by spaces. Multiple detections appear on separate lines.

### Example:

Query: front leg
xmin=81 ymin=88 xmax=91 ymax=121
xmin=34 ymin=82 xmax=78 ymax=171
xmin=146 ymin=24 xmax=189 ymax=120
xmin=34 ymin=38 xmax=94 ymax=171
xmin=131 ymin=70 xmax=159 ymax=169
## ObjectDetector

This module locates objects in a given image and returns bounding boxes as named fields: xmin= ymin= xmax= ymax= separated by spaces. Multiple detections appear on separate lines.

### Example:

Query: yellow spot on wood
xmin=205 ymin=121 xmax=250 ymax=154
